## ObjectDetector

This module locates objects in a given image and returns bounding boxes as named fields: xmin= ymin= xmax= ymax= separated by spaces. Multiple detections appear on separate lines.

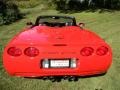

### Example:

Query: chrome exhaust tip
xmin=49 ymin=76 xmax=56 ymax=82
xmin=42 ymin=76 xmax=48 ymax=80
xmin=68 ymin=76 xmax=78 ymax=81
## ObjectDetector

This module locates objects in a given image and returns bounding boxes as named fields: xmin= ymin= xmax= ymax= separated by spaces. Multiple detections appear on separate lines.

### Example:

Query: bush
xmin=0 ymin=0 xmax=22 ymax=25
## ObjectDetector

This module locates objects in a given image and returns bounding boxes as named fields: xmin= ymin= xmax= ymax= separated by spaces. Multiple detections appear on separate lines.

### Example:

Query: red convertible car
xmin=3 ymin=15 xmax=112 ymax=80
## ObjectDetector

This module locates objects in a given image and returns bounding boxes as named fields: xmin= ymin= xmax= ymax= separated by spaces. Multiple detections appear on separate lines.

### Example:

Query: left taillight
xmin=7 ymin=47 xmax=22 ymax=56
xmin=24 ymin=47 xmax=39 ymax=57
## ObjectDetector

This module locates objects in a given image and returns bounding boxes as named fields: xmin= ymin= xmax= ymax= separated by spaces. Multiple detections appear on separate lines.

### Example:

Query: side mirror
xmin=26 ymin=22 xmax=33 ymax=26
xmin=78 ymin=23 xmax=85 ymax=29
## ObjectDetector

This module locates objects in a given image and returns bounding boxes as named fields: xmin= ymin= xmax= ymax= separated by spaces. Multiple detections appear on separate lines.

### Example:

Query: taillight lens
xmin=24 ymin=47 xmax=39 ymax=57
xmin=7 ymin=47 xmax=22 ymax=56
xmin=80 ymin=47 xmax=94 ymax=56
xmin=96 ymin=46 xmax=108 ymax=56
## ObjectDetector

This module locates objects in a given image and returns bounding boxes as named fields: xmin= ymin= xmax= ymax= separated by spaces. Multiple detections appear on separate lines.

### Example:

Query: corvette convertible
xmin=3 ymin=15 xmax=112 ymax=79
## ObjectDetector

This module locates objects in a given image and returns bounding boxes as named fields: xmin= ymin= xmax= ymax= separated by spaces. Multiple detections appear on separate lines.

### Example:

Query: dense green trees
xmin=49 ymin=0 xmax=120 ymax=10
xmin=0 ymin=0 xmax=120 ymax=25
xmin=0 ymin=0 xmax=22 ymax=25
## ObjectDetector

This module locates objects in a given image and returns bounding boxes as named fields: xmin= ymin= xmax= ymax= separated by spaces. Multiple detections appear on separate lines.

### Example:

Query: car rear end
xmin=3 ymin=42 xmax=112 ymax=77
xmin=3 ymin=26 xmax=112 ymax=77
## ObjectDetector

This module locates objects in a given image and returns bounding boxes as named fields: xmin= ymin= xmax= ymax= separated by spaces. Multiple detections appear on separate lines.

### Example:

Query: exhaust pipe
xmin=68 ymin=76 xmax=78 ymax=81
xmin=49 ymin=76 xmax=56 ymax=82
xmin=63 ymin=76 xmax=68 ymax=80
xmin=42 ymin=76 xmax=48 ymax=80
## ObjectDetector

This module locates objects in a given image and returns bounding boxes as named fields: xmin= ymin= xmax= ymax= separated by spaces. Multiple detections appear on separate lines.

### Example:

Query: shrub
xmin=0 ymin=0 xmax=22 ymax=25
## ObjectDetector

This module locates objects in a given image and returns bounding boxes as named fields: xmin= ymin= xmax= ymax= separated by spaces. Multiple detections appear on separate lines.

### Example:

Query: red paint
xmin=3 ymin=25 xmax=112 ymax=77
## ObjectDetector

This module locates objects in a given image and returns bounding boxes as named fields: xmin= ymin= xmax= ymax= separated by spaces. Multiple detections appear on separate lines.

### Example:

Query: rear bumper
xmin=3 ymin=57 xmax=112 ymax=77
xmin=3 ymin=58 xmax=112 ymax=77
xmin=5 ymin=59 xmax=109 ymax=77
xmin=13 ymin=69 xmax=106 ymax=77
xmin=3 ymin=56 xmax=112 ymax=77
xmin=3 ymin=48 xmax=112 ymax=77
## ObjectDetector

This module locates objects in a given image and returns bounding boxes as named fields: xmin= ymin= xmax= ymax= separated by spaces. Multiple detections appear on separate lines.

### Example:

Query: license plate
xmin=50 ymin=60 xmax=70 ymax=68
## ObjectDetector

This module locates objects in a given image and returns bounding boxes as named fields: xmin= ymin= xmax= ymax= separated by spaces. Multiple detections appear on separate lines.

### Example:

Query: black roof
xmin=37 ymin=15 xmax=75 ymax=19
xmin=35 ymin=15 xmax=76 ymax=26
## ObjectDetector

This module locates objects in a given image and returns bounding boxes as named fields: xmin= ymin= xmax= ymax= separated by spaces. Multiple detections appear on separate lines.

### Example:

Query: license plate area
xmin=50 ymin=59 xmax=70 ymax=68
xmin=42 ymin=58 xmax=77 ymax=68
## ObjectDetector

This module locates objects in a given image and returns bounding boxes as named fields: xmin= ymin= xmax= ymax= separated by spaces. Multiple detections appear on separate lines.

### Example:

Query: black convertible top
xmin=35 ymin=15 xmax=76 ymax=26
xmin=37 ymin=15 xmax=75 ymax=19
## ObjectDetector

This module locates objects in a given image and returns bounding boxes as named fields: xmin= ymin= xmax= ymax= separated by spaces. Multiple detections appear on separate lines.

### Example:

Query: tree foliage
xmin=49 ymin=0 xmax=120 ymax=10
xmin=0 ymin=0 xmax=22 ymax=25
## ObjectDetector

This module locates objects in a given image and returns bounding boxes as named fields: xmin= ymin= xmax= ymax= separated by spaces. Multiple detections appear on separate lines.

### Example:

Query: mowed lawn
xmin=0 ymin=7 xmax=120 ymax=90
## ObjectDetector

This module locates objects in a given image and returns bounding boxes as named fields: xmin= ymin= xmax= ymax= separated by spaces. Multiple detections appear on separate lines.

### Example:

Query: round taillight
xmin=24 ymin=47 xmax=39 ymax=57
xmin=7 ymin=47 xmax=22 ymax=56
xmin=80 ymin=47 xmax=94 ymax=56
xmin=96 ymin=46 xmax=108 ymax=56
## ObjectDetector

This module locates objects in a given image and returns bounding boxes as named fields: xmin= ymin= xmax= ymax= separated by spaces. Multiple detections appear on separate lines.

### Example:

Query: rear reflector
xmin=7 ymin=47 xmax=22 ymax=56
xmin=24 ymin=47 xmax=39 ymax=57
xmin=96 ymin=46 xmax=108 ymax=56
xmin=80 ymin=47 xmax=94 ymax=56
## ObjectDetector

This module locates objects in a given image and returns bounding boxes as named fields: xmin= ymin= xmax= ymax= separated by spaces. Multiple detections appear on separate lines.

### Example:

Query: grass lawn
xmin=0 ymin=7 xmax=120 ymax=90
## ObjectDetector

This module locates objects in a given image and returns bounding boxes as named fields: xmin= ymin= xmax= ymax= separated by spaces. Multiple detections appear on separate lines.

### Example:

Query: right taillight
xmin=96 ymin=46 xmax=108 ymax=56
xmin=7 ymin=47 xmax=22 ymax=56
xmin=80 ymin=47 xmax=94 ymax=56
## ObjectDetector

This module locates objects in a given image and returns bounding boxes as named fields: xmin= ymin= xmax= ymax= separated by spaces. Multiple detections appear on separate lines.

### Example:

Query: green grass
xmin=0 ymin=7 xmax=120 ymax=90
